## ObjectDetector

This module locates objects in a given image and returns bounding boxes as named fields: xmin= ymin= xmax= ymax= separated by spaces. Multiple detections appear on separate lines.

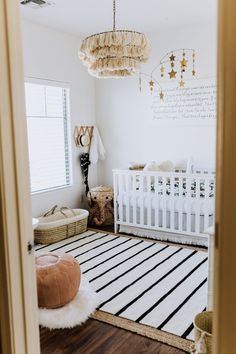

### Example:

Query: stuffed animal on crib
xmin=87 ymin=186 xmax=114 ymax=226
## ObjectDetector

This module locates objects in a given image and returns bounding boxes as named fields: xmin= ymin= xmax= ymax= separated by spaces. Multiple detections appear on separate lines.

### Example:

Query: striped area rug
xmin=36 ymin=230 xmax=208 ymax=352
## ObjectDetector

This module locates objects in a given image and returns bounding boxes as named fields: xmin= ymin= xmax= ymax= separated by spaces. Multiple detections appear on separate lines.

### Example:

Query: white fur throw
xmin=38 ymin=276 xmax=100 ymax=329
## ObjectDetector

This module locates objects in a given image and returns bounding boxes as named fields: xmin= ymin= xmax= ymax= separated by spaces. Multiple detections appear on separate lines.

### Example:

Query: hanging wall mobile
xmin=139 ymin=48 xmax=196 ymax=101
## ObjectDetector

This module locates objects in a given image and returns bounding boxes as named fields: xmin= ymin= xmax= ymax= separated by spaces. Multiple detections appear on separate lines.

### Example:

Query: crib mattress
xmin=118 ymin=193 xmax=214 ymax=215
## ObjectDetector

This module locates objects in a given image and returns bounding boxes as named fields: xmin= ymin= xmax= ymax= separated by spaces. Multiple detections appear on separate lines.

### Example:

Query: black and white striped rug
xmin=36 ymin=230 xmax=208 ymax=351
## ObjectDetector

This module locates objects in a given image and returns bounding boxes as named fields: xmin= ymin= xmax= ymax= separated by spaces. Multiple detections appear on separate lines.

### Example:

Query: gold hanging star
xmin=149 ymin=79 xmax=155 ymax=87
xmin=159 ymin=91 xmax=164 ymax=100
xmin=192 ymin=70 xmax=196 ymax=76
xmin=168 ymin=69 xmax=177 ymax=79
xmin=160 ymin=66 xmax=165 ymax=77
xmin=180 ymin=58 xmax=188 ymax=68
xmin=179 ymin=80 xmax=185 ymax=87
xmin=169 ymin=53 xmax=176 ymax=61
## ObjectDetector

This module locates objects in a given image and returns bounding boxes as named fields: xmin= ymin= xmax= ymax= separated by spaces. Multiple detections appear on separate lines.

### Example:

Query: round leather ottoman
xmin=36 ymin=253 xmax=81 ymax=309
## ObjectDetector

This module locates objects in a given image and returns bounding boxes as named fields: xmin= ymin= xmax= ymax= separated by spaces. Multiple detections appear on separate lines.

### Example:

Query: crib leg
xmin=114 ymin=222 xmax=118 ymax=234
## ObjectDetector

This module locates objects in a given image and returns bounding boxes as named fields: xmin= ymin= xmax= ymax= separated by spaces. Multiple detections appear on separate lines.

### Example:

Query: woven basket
xmin=192 ymin=311 xmax=213 ymax=354
xmin=34 ymin=206 xmax=89 ymax=245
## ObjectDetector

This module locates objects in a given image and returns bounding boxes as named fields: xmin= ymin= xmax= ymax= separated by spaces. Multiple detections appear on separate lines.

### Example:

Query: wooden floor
xmin=40 ymin=319 xmax=188 ymax=354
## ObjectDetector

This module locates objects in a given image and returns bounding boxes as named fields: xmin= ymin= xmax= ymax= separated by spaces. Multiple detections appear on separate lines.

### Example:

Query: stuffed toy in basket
xmin=34 ymin=205 xmax=89 ymax=244
xmin=87 ymin=186 xmax=114 ymax=226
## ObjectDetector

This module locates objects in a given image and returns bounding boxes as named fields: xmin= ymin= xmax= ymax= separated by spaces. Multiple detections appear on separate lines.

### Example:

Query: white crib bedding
xmin=118 ymin=192 xmax=214 ymax=215
xmin=135 ymin=176 xmax=214 ymax=198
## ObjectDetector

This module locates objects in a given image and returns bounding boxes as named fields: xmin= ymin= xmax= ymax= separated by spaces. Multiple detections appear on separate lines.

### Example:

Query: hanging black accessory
xmin=80 ymin=153 xmax=91 ymax=195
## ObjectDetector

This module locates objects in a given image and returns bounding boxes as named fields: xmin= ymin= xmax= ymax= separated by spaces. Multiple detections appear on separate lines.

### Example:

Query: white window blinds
xmin=25 ymin=81 xmax=72 ymax=194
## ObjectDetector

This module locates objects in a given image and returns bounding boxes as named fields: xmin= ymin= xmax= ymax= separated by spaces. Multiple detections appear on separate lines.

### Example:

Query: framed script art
xmin=152 ymin=77 xmax=216 ymax=126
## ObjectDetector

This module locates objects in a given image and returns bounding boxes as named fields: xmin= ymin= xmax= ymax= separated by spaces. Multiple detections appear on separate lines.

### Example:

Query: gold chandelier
xmin=79 ymin=0 xmax=151 ymax=78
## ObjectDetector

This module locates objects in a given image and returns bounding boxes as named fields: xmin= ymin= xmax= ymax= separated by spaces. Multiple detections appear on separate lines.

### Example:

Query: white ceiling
xmin=20 ymin=0 xmax=217 ymax=37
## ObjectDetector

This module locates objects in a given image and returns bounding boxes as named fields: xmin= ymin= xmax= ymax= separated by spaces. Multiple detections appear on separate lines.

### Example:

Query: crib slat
xmin=195 ymin=203 xmax=200 ymax=234
xmin=113 ymin=173 xmax=118 ymax=232
xmin=140 ymin=174 xmax=144 ymax=225
xmin=170 ymin=177 xmax=175 ymax=230
xmin=126 ymin=174 xmax=130 ymax=224
xmin=147 ymin=175 xmax=152 ymax=227
xmin=178 ymin=177 xmax=183 ymax=233
xmin=133 ymin=175 xmax=137 ymax=225
xmin=154 ymin=175 xmax=159 ymax=227
xmin=205 ymin=178 xmax=210 ymax=230
xmin=195 ymin=178 xmax=201 ymax=234
xmin=162 ymin=177 xmax=167 ymax=229
xmin=132 ymin=174 xmax=136 ymax=192
xmin=119 ymin=174 xmax=124 ymax=223
xmin=186 ymin=177 xmax=192 ymax=233
xmin=203 ymin=203 xmax=209 ymax=231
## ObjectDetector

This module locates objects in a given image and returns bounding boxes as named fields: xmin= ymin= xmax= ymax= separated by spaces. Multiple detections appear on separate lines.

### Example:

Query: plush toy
xmin=87 ymin=186 xmax=114 ymax=226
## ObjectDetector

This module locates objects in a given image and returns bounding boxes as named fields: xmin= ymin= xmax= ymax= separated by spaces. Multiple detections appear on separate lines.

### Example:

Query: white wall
xmin=95 ymin=23 xmax=217 ymax=186
xmin=21 ymin=20 xmax=97 ymax=216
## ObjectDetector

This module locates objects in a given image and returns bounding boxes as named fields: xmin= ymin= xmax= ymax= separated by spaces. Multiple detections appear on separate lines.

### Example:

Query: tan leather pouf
xmin=36 ymin=253 xmax=81 ymax=309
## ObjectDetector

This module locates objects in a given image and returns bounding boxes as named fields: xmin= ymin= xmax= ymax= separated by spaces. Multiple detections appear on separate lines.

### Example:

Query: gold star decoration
xmin=160 ymin=66 xmax=165 ymax=77
xmin=159 ymin=91 xmax=164 ymax=100
xmin=169 ymin=54 xmax=176 ymax=62
xmin=149 ymin=79 xmax=155 ymax=87
xmin=179 ymin=80 xmax=185 ymax=87
xmin=180 ymin=58 xmax=188 ymax=68
xmin=168 ymin=69 xmax=177 ymax=79
xmin=149 ymin=79 xmax=155 ymax=94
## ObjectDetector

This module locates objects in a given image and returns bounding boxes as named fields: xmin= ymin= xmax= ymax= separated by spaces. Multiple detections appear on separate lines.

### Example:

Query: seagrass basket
xmin=34 ymin=205 xmax=89 ymax=245
xmin=192 ymin=311 xmax=213 ymax=354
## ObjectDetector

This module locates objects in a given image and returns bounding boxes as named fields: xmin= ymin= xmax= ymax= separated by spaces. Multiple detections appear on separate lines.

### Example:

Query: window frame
xmin=25 ymin=77 xmax=73 ymax=195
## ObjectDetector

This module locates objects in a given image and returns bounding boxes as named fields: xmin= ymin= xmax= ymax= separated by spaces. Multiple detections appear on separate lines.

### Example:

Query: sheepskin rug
xmin=39 ymin=276 xmax=100 ymax=329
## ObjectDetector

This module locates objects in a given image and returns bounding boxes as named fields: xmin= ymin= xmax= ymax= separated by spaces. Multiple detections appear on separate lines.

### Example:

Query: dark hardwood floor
xmin=40 ymin=319 xmax=187 ymax=354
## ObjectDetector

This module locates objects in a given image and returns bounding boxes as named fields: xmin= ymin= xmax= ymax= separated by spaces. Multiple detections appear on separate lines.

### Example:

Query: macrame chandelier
xmin=79 ymin=0 xmax=151 ymax=78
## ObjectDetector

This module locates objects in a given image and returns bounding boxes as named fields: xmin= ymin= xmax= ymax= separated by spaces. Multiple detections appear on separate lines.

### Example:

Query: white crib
xmin=113 ymin=169 xmax=215 ymax=246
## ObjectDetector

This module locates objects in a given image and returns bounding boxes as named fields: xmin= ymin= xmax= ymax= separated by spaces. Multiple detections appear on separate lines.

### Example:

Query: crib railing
xmin=113 ymin=169 xmax=215 ymax=237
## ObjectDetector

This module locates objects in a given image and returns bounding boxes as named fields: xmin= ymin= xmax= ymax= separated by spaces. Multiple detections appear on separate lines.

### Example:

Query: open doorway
xmin=3 ymin=0 xmax=230 ymax=350
xmin=1 ymin=0 xmax=220 ymax=353
xmin=20 ymin=0 xmax=217 ymax=353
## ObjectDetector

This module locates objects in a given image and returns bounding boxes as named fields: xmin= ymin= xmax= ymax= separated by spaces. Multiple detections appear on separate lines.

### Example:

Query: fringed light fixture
xmin=79 ymin=0 xmax=151 ymax=78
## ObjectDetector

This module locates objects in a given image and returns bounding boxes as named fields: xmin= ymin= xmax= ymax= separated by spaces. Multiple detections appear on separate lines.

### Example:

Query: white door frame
xmin=0 ymin=1 xmax=40 ymax=354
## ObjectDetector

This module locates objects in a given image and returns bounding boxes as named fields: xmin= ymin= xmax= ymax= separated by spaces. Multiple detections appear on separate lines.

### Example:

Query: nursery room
xmin=4 ymin=0 xmax=217 ymax=353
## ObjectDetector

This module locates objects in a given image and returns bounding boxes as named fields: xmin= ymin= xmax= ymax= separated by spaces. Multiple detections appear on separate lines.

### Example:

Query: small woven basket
xmin=34 ymin=205 xmax=88 ymax=245
xmin=192 ymin=311 xmax=213 ymax=354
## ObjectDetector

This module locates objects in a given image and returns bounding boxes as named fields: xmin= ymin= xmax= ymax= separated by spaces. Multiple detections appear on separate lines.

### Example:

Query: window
xmin=25 ymin=80 xmax=72 ymax=194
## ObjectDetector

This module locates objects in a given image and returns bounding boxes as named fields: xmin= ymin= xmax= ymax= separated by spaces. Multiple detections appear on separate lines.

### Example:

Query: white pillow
xmin=158 ymin=160 xmax=175 ymax=172
xmin=143 ymin=161 xmax=161 ymax=171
